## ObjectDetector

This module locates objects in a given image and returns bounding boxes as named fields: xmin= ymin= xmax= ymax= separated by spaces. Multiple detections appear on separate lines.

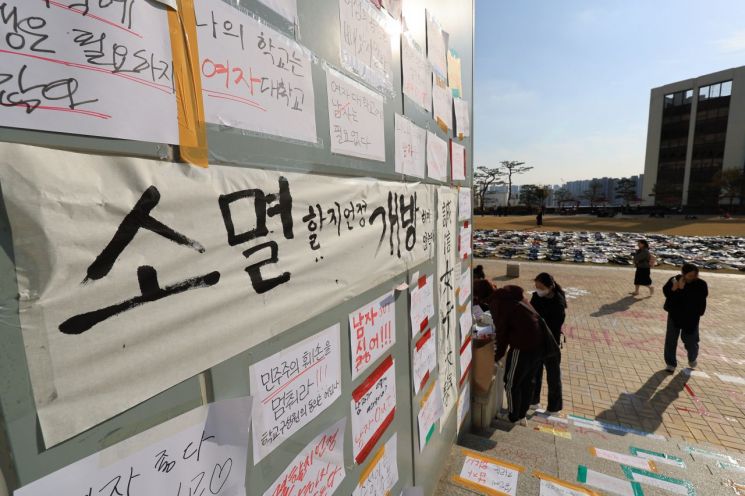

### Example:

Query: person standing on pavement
xmin=529 ymin=273 xmax=566 ymax=414
xmin=662 ymin=263 xmax=708 ymax=372
xmin=487 ymin=285 xmax=545 ymax=425
xmin=632 ymin=239 xmax=654 ymax=297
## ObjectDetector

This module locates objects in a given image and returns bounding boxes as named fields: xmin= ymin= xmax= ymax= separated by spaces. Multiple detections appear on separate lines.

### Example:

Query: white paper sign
xmin=402 ymin=34 xmax=432 ymax=112
xmin=353 ymin=434 xmax=399 ymax=496
xmin=349 ymin=292 xmax=396 ymax=380
xmin=539 ymin=479 xmax=594 ymax=496
xmin=262 ymin=417 xmax=346 ymax=496
xmin=381 ymin=0 xmax=402 ymax=20
xmin=451 ymin=141 xmax=466 ymax=181
xmin=433 ymin=76 xmax=453 ymax=131
xmin=578 ymin=467 xmax=639 ymax=496
xmin=591 ymin=448 xmax=654 ymax=471
xmin=418 ymin=380 xmax=444 ymax=452
xmin=426 ymin=11 xmax=448 ymax=78
xmin=412 ymin=329 xmax=437 ymax=395
xmin=459 ymin=338 xmax=472 ymax=382
xmin=15 ymin=397 xmax=252 ymax=496
xmin=410 ymin=275 xmax=435 ymax=336
xmin=458 ymin=270 xmax=471 ymax=305
xmin=352 ymin=356 xmax=396 ymax=464
xmin=426 ymin=131 xmax=448 ymax=182
xmin=195 ymin=1 xmax=316 ymax=143
xmin=454 ymin=98 xmax=471 ymax=138
xmin=395 ymin=114 xmax=427 ymax=178
xmin=460 ymin=224 xmax=472 ymax=259
xmin=250 ymin=325 xmax=342 ymax=463
xmin=457 ymin=382 xmax=470 ymax=430
xmin=339 ymin=0 xmax=395 ymax=91
xmin=0 ymin=142 xmax=435 ymax=446
xmin=327 ymin=67 xmax=386 ymax=161
xmin=458 ymin=455 xmax=521 ymax=496
xmin=257 ymin=0 xmax=298 ymax=22
xmin=458 ymin=188 xmax=472 ymax=221
xmin=0 ymin=0 xmax=178 ymax=144
xmin=459 ymin=302 xmax=473 ymax=345
xmin=437 ymin=187 xmax=459 ymax=423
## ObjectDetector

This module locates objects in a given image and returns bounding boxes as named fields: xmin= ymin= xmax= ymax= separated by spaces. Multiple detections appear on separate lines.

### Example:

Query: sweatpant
xmin=503 ymin=347 xmax=542 ymax=422
xmin=531 ymin=353 xmax=563 ymax=412
xmin=664 ymin=316 xmax=700 ymax=367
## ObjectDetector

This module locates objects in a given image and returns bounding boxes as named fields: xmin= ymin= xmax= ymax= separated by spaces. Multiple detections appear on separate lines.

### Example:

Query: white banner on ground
xmin=0 ymin=142 xmax=435 ymax=446
xmin=457 ymin=454 xmax=522 ymax=496
xmin=250 ymin=325 xmax=341 ymax=463
xmin=195 ymin=1 xmax=316 ymax=142
xmin=262 ymin=417 xmax=346 ymax=496
xmin=0 ymin=0 xmax=177 ymax=144
xmin=437 ymin=187 xmax=459 ymax=425
xmin=15 ymin=397 xmax=252 ymax=496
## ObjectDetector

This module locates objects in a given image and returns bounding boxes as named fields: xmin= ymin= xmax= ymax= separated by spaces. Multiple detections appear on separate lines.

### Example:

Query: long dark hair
xmin=535 ymin=272 xmax=566 ymax=306
xmin=638 ymin=239 xmax=649 ymax=249
xmin=474 ymin=265 xmax=486 ymax=280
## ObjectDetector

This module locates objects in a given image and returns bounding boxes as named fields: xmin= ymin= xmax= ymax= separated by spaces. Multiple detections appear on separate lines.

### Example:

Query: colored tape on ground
xmin=629 ymin=447 xmax=685 ymax=468
xmin=577 ymin=465 xmax=644 ymax=496
xmin=569 ymin=414 xmax=666 ymax=440
xmin=533 ymin=471 xmax=598 ymax=495
xmin=620 ymin=465 xmax=696 ymax=496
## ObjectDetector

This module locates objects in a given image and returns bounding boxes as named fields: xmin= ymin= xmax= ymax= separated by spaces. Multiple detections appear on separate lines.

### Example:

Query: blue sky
xmin=475 ymin=0 xmax=745 ymax=185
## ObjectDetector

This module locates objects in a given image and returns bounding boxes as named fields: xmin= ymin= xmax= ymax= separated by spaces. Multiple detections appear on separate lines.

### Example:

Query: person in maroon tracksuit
xmin=488 ymin=285 xmax=545 ymax=424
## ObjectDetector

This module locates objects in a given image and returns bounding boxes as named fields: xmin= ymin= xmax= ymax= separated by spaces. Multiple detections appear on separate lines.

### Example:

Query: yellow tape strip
xmin=460 ymin=450 xmax=526 ymax=473
xmin=436 ymin=117 xmax=449 ymax=134
xmin=452 ymin=476 xmax=510 ymax=496
xmin=359 ymin=441 xmax=387 ymax=484
xmin=533 ymin=471 xmax=599 ymax=495
xmin=168 ymin=0 xmax=208 ymax=167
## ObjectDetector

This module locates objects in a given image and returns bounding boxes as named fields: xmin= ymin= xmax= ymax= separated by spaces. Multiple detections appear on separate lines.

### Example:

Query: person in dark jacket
xmin=487 ymin=285 xmax=545 ymax=424
xmin=473 ymin=264 xmax=496 ymax=311
xmin=632 ymin=239 xmax=654 ymax=296
xmin=536 ymin=208 xmax=544 ymax=226
xmin=529 ymin=273 xmax=566 ymax=414
xmin=662 ymin=263 xmax=708 ymax=372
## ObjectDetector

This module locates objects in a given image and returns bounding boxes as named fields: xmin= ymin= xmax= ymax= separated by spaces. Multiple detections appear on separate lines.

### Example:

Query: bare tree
xmin=496 ymin=161 xmax=533 ymax=206
xmin=555 ymin=187 xmax=576 ymax=208
xmin=614 ymin=178 xmax=638 ymax=207
xmin=520 ymin=184 xmax=551 ymax=209
xmin=714 ymin=168 xmax=745 ymax=211
xmin=581 ymin=179 xmax=605 ymax=208
xmin=473 ymin=165 xmax=505 ymax=213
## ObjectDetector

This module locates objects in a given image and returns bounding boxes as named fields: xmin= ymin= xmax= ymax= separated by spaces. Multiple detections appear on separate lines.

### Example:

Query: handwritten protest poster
xmin=454 ymin=97 xmax=471 ymax=138
xmin=395 ymin=114 xmax=427 ymax=178
xmin=353 ymin=434 xmax=399 ymax=496
xmin=412 ymin=329 xmax=437 ymax=395
xmin=455 ymin=453 xmax=524 ymax=496
xmin=589 ymin=447 xmax=656 ymax=472
xmin=418 ymin=380 xmax=444 ymax=452
xmin=402 ymin=33 xmax=432 ymax=112
xmin=458 ymin=187 xmax=472 ymax=221
xmin=426 ymin=10 xmax=448 ymax=78
xmin=339 ymin=0 xmax=395 ymax=91
xmin=460 ymin=337 xmax=472 ymax=383
xmin=437 ymin=187 xmax=459 ymax=425
xmin=451 ymin=141 xmax=466 ymax=181
xmin=459 ymin=270 xmax=471 ymax=306
xmin=410 ymin=275 xmax=435 ymax=336
xmin=534 ymin=473 xmax=597 ymax=496
xmin=460 ymin=224 xmax=472 ymax=259
xmin=0 ymin=0 xmax=178 ymax=144
xmin=457 ymin=382 xmax=470 ymax=432
xmin=15 ymin=397 xmax=252 ymax=496
xmin=459 ymin=302 xmax=473 ymax=345
xmin=447 ymin=49 xmax=463 ymax=97
xmin=0 ymin=142 xmax=435 ymax=445
xmin=352 ymin=356 xmax=396 ymax=464
xmin=257 ymin=0 xmax=298 ymax=22
xmin=433 ymin=76 xmax=453 ymax=132
xmin=381 ymin=0 xmax=402 ymax=20
xmin=250 ymin=325 xmax=342 ymax=463
xmin=427 ymin=131 xmax=449 ymax=182
xmin=262 ymin=417 xmax=346 ymax=496
xmin=195 ymin=1 xmax=317 ymax=143
xmin=349 ymin=292 xmax=396 ymax=380
xmin=327 ymin=67 xmax=386 ymax=161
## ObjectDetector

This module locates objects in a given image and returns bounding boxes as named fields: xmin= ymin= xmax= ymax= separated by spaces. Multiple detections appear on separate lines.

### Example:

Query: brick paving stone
xmin=478 ymin=260 xmax=745 ymax=454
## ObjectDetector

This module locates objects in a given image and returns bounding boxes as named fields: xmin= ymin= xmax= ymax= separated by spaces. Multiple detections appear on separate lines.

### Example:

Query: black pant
xmin=664 ymin=316 xmax=699 ymax=367
xmin=503 ymin=348 xmax=542 ymax=422
xmin=531 ymin=353 xmax=563 ymax=412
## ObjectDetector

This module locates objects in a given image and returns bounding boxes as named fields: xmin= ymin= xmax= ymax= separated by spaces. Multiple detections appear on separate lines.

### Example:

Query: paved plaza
xmin=435 ymin=260 xmax=745 ymax=495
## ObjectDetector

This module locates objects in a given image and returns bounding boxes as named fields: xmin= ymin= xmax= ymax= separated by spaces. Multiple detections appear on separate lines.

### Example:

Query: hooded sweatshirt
xmin=487 ymin=285 xmax=544 ymax=362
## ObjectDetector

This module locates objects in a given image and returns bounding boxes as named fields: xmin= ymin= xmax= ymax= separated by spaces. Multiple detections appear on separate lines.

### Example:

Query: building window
xmin=698 ymin=80 xmax=732 ymax=101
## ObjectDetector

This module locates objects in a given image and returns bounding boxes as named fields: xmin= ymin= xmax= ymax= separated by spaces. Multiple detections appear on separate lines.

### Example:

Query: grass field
xmin=473 ymin=214 xmax=745 ymax=237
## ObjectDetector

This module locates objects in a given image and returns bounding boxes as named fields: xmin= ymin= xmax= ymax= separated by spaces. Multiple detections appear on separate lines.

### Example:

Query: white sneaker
xmin=546 ymin=410 xmax=561 ymax=416
xmin=665 ymin=364 xmax=676 ymax=373
xmin=688 ymin=360 xmax=698 ymax=369
xmin=518 ymin=418 xmax=528 ymax=427
xmin=529 ymin=403 xmax=542 ymax=411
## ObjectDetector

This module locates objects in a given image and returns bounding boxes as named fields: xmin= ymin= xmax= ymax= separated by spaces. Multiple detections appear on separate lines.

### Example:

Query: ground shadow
xmin=590 ymin=295 xmax=643 ymax=317
xmin=595 ymin=370 xmax=689 ymax=435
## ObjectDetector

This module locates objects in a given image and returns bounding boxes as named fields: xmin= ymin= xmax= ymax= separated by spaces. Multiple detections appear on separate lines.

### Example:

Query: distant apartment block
xmin=642 ymin=66 xmax=745 ymax=207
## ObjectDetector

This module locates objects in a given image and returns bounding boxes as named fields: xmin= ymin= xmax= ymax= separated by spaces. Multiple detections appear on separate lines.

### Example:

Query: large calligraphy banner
xmin=0 ymin=142 xmax=435 ymax=446
xmin=195 ymin=0 xmax=317 ymax=143
xmin=0 ymin=0 xmax=178 ymax=144
xmin=436 ymin=187 xmax=459 ymax=425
